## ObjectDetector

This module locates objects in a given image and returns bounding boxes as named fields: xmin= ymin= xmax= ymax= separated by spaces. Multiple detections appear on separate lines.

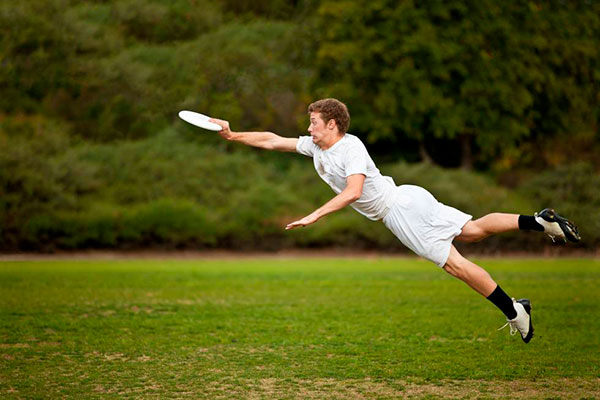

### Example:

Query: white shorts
xmin=382 ymin=185 xmax=472 ymax=267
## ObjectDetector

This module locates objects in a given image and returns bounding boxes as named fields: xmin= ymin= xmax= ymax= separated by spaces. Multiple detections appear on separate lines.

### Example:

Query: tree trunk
xmin=418 ymin=141 xmax=433 ymax=164
xmin=460 ymin=134 xmax=473 ymax=170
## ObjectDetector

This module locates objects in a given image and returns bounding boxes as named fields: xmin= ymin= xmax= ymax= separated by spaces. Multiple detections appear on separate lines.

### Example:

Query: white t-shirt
xmin=296 ymin=134 xmax=397 ymax=221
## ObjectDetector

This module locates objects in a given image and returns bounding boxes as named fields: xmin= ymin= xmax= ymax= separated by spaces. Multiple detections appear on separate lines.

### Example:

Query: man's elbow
xmin=263 ymin=133 xmax=280 ymax=150
xmin=349 ymin=190 xmax=362 ymax=202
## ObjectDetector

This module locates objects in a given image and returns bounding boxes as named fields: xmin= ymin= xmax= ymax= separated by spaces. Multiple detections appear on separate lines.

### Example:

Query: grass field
xmin=1 ymin=257 xmax=599 ymax=399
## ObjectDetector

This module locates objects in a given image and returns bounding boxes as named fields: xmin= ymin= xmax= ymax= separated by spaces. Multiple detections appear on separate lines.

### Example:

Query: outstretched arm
xmin=285 ymin=174 xmax=366 ymax=230
xmin=210 ymin=118 xmax=298 ymax=152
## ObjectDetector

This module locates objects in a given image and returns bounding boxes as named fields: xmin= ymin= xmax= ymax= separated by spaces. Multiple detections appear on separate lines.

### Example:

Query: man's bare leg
xmin=443 ymin=244 xmax=534 ymax=343
xmin=456 ymin=210 xmax=581 ymax=243
xmin=442 ymin=244 xmax=498 ymax=296
xmin=455 ymin=213 xmax=519 ymax=243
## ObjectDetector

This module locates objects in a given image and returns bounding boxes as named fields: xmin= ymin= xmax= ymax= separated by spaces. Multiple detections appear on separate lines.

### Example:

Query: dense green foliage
xmin=1 ymin=0 xmax=310 ymax=140
xmin=313 ymin=1 xmax=600 ymax=169
xmin=1 ymin=259 xmax=599 ymax=397
xmin=519 ymin=162 xmax=600 ymax=247
xmin=1 ymin=124 xmax=546 ymax=251
xmin=1 ymin=0 xmax=599 ymax=251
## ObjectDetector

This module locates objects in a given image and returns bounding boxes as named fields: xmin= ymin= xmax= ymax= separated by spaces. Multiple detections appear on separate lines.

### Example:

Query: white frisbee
xmin=178 ymin=110 xmax=222 ymax=131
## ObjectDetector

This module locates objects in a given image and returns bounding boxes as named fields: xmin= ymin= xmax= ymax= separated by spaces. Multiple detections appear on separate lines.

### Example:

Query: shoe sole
xmin=516 ymin=298 xmax=534 ymax=343
xmin=537 ymin=208 xmax=581 ymax=242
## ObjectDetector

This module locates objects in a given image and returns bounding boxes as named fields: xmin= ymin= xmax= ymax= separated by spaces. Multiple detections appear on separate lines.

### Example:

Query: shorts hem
xmin=435 ymin=215 xmax=472 ymax=268
xmin=436 ymin=244 xmax=452 ymax=268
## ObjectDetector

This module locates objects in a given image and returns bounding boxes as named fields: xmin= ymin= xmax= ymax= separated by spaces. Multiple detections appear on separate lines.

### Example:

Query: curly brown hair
xmin=307 ymin=98 xmax=350 ymax=133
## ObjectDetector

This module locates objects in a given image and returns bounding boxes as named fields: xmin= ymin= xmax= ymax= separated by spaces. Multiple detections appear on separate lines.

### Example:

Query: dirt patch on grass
xmin=202 ymin=377 xmax=600 ymax=399
xmin=0 ymin=343 xmax=30 ymax=349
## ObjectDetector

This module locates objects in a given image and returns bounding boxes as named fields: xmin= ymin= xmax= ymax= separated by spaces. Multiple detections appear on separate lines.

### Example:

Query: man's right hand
xmin=209 ymin=118 xmax=234 ymax=140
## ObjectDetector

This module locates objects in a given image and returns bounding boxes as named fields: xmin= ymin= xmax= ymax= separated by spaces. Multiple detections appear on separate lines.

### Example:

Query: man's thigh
xmin=455 ymin=220 xmax=484 ymax=242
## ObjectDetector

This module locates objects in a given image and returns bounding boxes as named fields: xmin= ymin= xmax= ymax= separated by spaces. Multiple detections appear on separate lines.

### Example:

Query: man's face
xmin=308 ymin=112 xmax=335 ymax=148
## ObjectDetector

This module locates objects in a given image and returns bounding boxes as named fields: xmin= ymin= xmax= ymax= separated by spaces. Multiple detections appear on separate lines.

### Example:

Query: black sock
xmin=486 ymin=285 xmax=517 ymax=319
xmin=518 ymin=215 xmax=544 ymax=231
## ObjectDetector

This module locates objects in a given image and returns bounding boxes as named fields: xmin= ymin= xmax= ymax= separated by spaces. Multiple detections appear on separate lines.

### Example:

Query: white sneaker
xmin=498 ymin=298 xmax=534 ymax=343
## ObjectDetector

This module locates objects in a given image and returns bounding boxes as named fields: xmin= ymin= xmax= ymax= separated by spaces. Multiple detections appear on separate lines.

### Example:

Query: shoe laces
xmin=498 ymin=320 xmax=518 ymax=336
xmin=545 ymin=233 xmax=567 ymax=243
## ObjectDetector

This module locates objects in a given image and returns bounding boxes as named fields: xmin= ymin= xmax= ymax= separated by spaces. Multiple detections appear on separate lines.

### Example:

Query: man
xmin=210 ymin=98 xmax=580 ymax=343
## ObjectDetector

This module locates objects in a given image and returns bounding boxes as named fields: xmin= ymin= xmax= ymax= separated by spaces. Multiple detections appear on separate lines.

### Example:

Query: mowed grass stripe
xmin=0 ymin=258 xmax=598 ymax=398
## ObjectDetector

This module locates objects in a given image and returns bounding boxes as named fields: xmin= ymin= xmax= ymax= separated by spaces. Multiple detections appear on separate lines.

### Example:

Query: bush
xmin=381 ymin=161 xmax=534 ymax=217
xmin=2 ymin=124 xmax=595 ymax=252
xmin=0 ymin=115 xmax=77 ymax=248
xmin=518 ymin=163 xmax=600 ymax=248
xmin=1 ymin=128 xmax=302 ymax=250
xmin=22 ymin=199 xmax=219 ymax=250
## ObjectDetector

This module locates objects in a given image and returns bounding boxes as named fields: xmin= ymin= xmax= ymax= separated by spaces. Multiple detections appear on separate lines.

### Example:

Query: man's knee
xmin=458 ymin=221 xmax=487 ymax=243
xmin=443 ymin=248 xmax=469 ymax=278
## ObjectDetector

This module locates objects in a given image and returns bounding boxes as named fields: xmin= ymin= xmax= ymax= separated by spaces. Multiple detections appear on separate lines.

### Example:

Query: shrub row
xmin=1 ymin=121 xmax=596 ymax=252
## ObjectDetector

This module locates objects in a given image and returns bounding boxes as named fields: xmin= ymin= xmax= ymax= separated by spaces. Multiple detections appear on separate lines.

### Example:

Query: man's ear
xmin=327 ymin=119 xmax=336 ymax=130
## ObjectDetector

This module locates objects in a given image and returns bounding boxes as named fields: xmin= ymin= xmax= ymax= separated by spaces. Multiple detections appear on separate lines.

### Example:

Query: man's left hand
xmin=285 ymin=214 xmax=318 ymax=230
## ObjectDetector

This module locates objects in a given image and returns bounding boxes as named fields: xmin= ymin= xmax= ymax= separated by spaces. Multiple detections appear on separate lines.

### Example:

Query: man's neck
xmin=319 ymin=132 xmax=345 ymax=150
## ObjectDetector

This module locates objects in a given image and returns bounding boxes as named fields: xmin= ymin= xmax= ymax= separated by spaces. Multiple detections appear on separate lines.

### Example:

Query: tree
xmin=312 ymin=0 xmax=599 ymax=170
xmin=0 ymin=1 xmax=75 ymax=113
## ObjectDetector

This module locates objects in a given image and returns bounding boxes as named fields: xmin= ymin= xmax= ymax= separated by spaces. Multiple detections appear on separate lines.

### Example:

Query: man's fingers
xmin=285 ymin=215 xmax=318 ymax=230
xmin=285 ymin=221 xmax=303 ymax=230
xmin=209 ymin=118 xmax=228 ymax=130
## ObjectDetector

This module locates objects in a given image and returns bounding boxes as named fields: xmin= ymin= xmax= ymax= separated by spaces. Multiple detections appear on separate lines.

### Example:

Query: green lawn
xmin=1 ymin=258 xmax=599 ymax=398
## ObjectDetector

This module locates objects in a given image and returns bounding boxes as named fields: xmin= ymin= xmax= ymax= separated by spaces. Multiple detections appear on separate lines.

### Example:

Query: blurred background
xmin=1 ymin=0 xmax=598 ymax=253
